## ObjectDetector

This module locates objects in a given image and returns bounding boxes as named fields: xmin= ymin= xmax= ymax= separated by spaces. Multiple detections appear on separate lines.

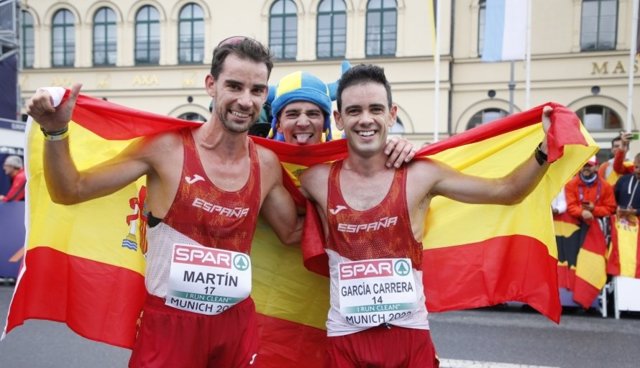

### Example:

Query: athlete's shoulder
xmin=407 ymin=156 xmax=441 ymax=173
xmin=302 ymin=161 xmax=331 ymax=177
xmin=254 ymin=143 xmax=280 ymax=168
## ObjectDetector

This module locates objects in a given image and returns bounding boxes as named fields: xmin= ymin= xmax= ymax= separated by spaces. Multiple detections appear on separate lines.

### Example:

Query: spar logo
xmin=233 ymin=254 xmax=250 ymax=271
xmin=173 ymin=244 xmax=233 ymax=268
xmin=340 ymin=259 xmax=395 ymax=280
xmin=394 ymin=260 xmax=411 ymax=276
xmin=172 ymin=244 xmax=250 ymax=271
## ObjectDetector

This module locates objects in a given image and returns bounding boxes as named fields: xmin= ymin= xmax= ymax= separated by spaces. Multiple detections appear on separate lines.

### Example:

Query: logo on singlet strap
xmin=329 ymin=205 xmax=348 ymax=215
xmin=185 ymin=174 xmax=205 ymax=184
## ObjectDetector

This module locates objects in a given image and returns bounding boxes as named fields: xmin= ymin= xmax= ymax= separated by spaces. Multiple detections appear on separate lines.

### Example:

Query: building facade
xmin=16 ymin=0 xmax=640 ymax=157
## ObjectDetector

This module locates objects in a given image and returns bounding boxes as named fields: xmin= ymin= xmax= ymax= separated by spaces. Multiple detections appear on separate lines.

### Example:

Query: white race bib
xmin=166 ymin=243 xmax=252 ymax=315
xmin=338 ymin=258 xmax=417 ymax=327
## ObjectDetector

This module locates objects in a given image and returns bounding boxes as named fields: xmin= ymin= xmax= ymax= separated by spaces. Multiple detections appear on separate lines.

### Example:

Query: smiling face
xmin=206 ymin=54 xmax=269 ymax=134
xmin=334 ymin=81 xmax=397 ymax=157
xmin=277 ymin=101 xmax=325 ymax=145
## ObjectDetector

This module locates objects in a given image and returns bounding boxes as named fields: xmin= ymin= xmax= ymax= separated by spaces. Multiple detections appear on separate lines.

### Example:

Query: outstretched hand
xmin=27 ymin=83 xmax=82 ymax=132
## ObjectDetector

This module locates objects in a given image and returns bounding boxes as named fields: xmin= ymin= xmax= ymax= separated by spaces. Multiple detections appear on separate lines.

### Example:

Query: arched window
xmin=93 ymin=7 xmax=117 ymax=66
xmin=478 ymin=0 xmax=486 ymax=57
xmin=178 ymin=3 xmax=204 ymax=64
xmin=466 ymin=108 xmax=508 ymax=130
xmin=269 ymin=0 xmax=297 ymax=60
xmin=51 ymin=9 xmax=75 ymax=67
xmin=576 ymin=105 xmax=622 ymax=131
xmin=317 ymin=0 xmax=346 ymax=59
xmin=581 ymin=0 xmax=617 ymax=51
xmin=135 ymin=6 xmax=160 ymax=65
xmin=21 ymin=11 xmax=34 ymax=68
xmin=365 ymin=0 xmax=397 ymax=57
xmin=178 ymin=112 xmax=206 ymax=122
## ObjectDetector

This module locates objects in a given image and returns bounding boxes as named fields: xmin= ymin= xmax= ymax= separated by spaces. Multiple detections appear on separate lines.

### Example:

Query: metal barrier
xmin=613 ymin=276 xmax=640 ymax=318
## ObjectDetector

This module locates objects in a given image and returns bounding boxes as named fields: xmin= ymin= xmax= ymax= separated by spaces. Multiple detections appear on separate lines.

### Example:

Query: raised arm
xmin=613 ymin=132 xmax=634 ymax=175
xmin=27 ymin=84 xmax=152 ymax=204
xmin=428 ymin=106 xmax=553 ymax=205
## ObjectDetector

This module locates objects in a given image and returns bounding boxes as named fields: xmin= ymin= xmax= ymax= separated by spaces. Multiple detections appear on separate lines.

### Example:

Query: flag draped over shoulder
xmin=292 ymin=102 xmax=596 ymax=324
xmin=3 ymin=91 xmax=596 ymax=365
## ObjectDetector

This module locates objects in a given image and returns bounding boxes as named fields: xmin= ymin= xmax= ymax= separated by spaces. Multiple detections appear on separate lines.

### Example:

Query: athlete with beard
xmin=565 ymin=156 xmax=616 ymax=223
xmin=27 ymin=36 xmax=302 ymax=368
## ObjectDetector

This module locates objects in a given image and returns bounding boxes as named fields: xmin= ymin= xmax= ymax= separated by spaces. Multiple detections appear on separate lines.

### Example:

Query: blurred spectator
xmin=599 ymin=133 xmax=634 ymax=184
xmin=566 ymin=156 xmax=616 ymax=223
xmin=614 ymin=152 xmax=640 ymax=220
xmin=1 ymin=155 xmax=26 ymax=202
xmin=610 ymin=132 xmax=637 ymax=177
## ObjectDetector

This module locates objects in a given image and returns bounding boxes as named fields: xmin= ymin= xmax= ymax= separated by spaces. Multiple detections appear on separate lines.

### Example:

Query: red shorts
xmin=129 ymin=295 xmax=259 ymax=368
xmin=326 ymin=325 xmax=439 ymax=368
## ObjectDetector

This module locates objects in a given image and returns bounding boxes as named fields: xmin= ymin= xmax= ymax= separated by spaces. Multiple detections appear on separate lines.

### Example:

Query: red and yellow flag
xmin=554 ymin=212 xmax=582 ymax=291
xmin=572 ymin=221 xmax=608 ymax=308
xmin=3 ymin=116 xmax=150 ymax=348
xmin=608 ymin=216 xmax=640 ymax=278
xmin=553 ymin=212 xmax=608 ymax=309
xmin=2 ymin=91 xmax=596 ymax=366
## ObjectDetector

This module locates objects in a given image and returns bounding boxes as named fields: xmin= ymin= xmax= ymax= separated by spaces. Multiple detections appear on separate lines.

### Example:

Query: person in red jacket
xmin=566 ymin=156 xmax=617 ymax=222
xmin=608 ymin=132 xmax=637 ymax=179
xmin=1 ymin=155 xmax=26 ymax=202
xmin=598 ymin=134 xmax=632 ymax=185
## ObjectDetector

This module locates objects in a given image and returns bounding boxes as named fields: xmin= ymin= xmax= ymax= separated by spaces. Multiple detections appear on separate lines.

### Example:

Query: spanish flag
xmin=572 ymin=220 xmax=608 ymax=309
xmin=608 ymin=216 xmax=640 ymax=278
xmin=554 ymin=213 xmax=608 ymax=309
xmin=554 ymin=212 xmax=582 ymax=291
xmin=2 ymin=90 xmax=596 ymax=366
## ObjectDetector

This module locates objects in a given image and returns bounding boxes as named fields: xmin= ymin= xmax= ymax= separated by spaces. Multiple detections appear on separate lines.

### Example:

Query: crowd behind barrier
xmin=552 ymin=132 xmax=640 ymax=318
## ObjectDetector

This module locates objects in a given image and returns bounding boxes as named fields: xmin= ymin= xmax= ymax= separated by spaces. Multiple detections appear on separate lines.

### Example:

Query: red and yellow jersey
xmin=164 ymin=128 xmax=261 ymax=254
xmin=325 ymin=160 xmax=423 ymax=268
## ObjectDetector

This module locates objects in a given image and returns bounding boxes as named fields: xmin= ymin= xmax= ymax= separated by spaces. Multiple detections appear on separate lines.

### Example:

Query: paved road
xmin=0 ymin=286 xmax=130 ymax=367
xmin=1 ymin=285 xmax=639 ymax=367
xmin=430 ymin=305 xmax=640 ymax=368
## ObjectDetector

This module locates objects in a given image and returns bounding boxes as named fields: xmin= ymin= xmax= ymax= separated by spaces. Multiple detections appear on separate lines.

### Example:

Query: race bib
xmin=166 ymin=243 xmax=252 ymax=315
xmin=338 ymin=258 xmax=417 ymax=327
